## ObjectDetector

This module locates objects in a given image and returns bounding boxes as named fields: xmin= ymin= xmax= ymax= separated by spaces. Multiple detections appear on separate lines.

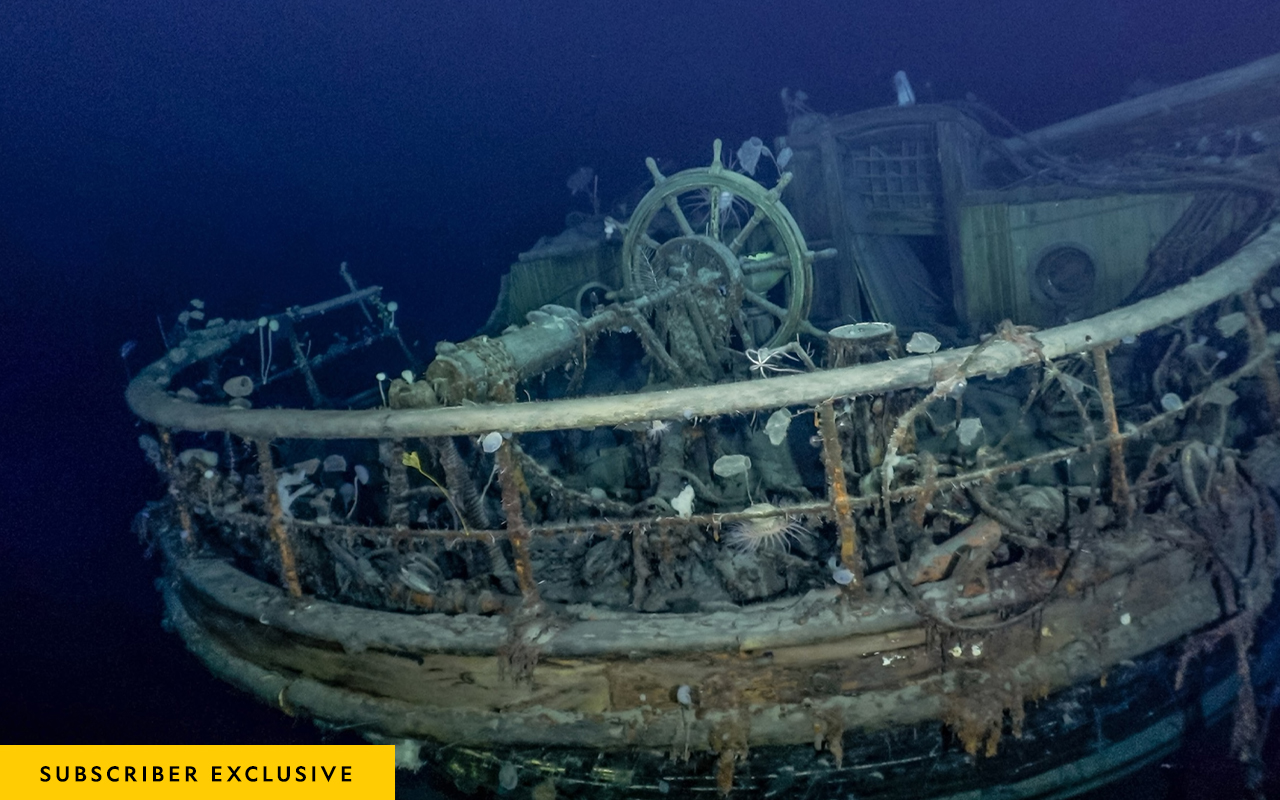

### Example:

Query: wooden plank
xmin=818 ymin=130 xmax=864 ymax=320
xmin=183 ymin=584 xmax=614 ymax=714
xmin=962 ymin=193 xmax=1194 ymax=331
xmin=937 ymin=119 xmax=981 ymax=330
xmin=1010 ymin=53 xmax=1280 ymax=160
xmin=162 ymin=536 xmax=1234 ymax=751
xmin=961 ymin=203 xmax=1015 ymax=332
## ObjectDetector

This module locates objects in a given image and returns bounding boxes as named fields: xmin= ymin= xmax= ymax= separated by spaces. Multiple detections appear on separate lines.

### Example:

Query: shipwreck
xmin=129 ymin=54 xmax=1280 ymax=797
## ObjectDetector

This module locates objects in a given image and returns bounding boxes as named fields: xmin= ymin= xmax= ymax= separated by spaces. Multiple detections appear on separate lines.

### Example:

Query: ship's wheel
xmin=620 ymin=139 xmax=815 ymax=351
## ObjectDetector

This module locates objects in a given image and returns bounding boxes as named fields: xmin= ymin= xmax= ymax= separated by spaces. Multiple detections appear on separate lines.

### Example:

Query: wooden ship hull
xmin=130 ymin=55 xmax=1280 ymax=797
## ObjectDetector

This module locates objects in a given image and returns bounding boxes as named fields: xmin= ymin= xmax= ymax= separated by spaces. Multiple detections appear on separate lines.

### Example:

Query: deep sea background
xmin=4 ymin=1 xmax=1280 ymax=797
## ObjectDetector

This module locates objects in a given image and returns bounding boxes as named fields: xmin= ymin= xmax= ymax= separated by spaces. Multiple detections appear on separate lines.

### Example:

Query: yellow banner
xmin=2 ymin=745 xmax=395 ymax=799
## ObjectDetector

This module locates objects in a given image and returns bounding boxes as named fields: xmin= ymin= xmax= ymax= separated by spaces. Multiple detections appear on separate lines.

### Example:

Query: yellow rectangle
xmin=2 ymin=745 xmax=394 ymax=799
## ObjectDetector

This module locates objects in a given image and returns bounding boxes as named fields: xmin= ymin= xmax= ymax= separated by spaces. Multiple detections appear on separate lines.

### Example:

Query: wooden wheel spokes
xmin=621 ymin=140 xmax=815 ymax=350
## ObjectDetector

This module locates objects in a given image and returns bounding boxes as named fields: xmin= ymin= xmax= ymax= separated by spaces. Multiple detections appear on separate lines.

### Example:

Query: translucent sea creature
xmin=905 ymin=331 xmax=940 ymax=354
xmin=347 ymin=464 xmax=369 ymax=518
xmin=957 ymin=417 xmax=984 ymax=447
xmin=893 ymin=70 xmax=916 ymax=106
xmin=647 ymin=419 xmax=673 ymax=441
xmin=684 ymin=186 xmax=751 ymax=233
xmin=744 ymin=346 xmax=802 ymax=377
xmin=676 ymin=684 xmax=693 ymax=706
xmin=498 ymin=762 xmax=519 ymax=792
xmin=672 ymin=485 xmax=696 ymax=519
xmin=616 ymin=419 xmax=674 ymax=440
xmin=1215 ymin=311 xmax=1247 ymax=338
xmin=724 ymin=503 xmax=808 ymax=554
xmin=713 ymin=454 xmax=752 ymax=477
xmin=480 ymin=431 xmax=503 ymax=453
xmin=735 ymin=136 xmax=792 ymax=177
xmin=737 ymin=137 xmax=767 ymax=176
xmin=276 ymin=468 xmax=314 ymax=519
xmin=764 ymin=409 xmax=792 ymax=446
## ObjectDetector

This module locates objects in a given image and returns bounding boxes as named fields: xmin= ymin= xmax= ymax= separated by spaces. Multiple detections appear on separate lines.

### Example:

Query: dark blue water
xmin=4 ymin=1 xmax=1280 ymax=796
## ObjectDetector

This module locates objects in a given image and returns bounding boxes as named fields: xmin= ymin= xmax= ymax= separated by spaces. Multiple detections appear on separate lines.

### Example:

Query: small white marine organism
xmin=893 ymin=70 xmax=916 ymax=106
xmin=724 ymin=503 xmax=809 ymax=554
xmin=744 ymin=346 xmax=802 ymax=377
xmin=764 ymin=408 xmax=792 ymax=446
xmin=1215 ymin=311 xmax=1247 ymax=338
xmin=616 ymin=418 xmax=675 ymax=442
xmin=676 ymin=684 xmax=694 ymax=707
xmin=735 ymin=137 xmax=793 ymax=176
xmin=498 ymin=762 xmax=519 ymax=792
xmin=1160 ymin=393 xmax=1184 ymax=412
xmin=671 ymin=484 xmax=696 ymax=519
xmin=179 ymin=448 xmax=219 ymax=469
xmin=647 ymin=419 xmax=674 ymax=441
xmin=257 ymin=316 xmax=280 ymax=385
xmin=957 ymin=417 xmax=984 ymax=447
xmin=905 ymin=331 xmax=941 ymax=354
xmin=276 ymin=467 xmax=314 ymax=519
xmin=480 ymin=431 xmax=504 ymax=454
xmin=346 ymin=464 xmax=370 ymax=518
xmin=222 ymin=375 xmax=254 ymax=404
xmin=713 ymin=454 xmax=752 ymax=479
xmin=832 ymin=566 xmax=856 ymax=586
xmin=737 ymin=136 xmax=768 ymax=176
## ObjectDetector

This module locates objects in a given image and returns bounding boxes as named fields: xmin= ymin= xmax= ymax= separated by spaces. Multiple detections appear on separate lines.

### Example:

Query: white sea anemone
xmin=647 ymin=419 xmax=673 ymax=441
xmin=671 ymin=485 xmax=696 ymax=519
xmin=724 ymin=503 xmax=808 ymax=554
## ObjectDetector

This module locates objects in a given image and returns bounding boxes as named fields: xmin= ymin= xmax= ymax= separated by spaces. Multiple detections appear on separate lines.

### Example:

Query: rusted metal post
xmin=495 ymin=440 xmax=541 ymax=605
xmin=818 ymin=400 xmax=863 ymax=588
xmin=254 ymin=439 xmax=303 ymax=598
xmin=1241 ymin=290 xmax=1280 ymax=429
xmin=157 ymin=427 xmax=196 ymax=548
xmin=1092 ymin=345 xmax=1133 ymax=523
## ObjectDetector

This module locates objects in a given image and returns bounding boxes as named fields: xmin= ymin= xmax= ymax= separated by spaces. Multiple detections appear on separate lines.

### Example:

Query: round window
xmin=1033 ymin=245 xmax=1096 ymax=307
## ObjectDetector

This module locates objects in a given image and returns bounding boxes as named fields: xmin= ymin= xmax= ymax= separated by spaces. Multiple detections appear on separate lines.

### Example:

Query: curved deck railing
xmin=128 ymin=222 xmax=1280 ymax=638
xmin=129 ymin=225 xmax=1280 ymax=439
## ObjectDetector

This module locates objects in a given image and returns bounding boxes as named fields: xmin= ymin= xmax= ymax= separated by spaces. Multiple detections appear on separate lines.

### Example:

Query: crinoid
xmin=724 ymin=503 xmax=809 ymax=554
